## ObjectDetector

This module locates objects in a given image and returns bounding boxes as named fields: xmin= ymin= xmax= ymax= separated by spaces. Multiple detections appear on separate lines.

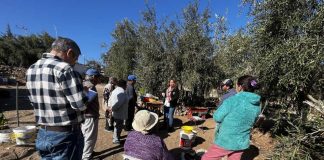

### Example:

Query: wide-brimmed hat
xmin=132 ymin=110 xmax=158 ymax=134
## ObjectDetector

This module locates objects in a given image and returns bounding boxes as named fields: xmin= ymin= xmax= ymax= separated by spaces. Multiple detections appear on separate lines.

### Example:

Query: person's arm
xmin=161 ymin=89 xmax=166 ymax=102
xmin=59 ymin=68 xmax=87 ymax=111
xmin=112 ymin=93 xmax=128 ymax=111
xmin=213 ymin=98 xmax=232 ymax=123
xmin=126 ymin=86 xmax=134 ymax=101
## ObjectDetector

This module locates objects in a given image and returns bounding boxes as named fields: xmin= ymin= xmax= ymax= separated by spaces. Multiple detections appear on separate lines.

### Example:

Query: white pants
xmin=81 ymin=117 xmax=99 ymax=160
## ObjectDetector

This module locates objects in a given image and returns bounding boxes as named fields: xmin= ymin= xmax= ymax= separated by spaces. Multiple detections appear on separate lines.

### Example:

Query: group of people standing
xmin=102 ymin=75 xmax=137 ymax=144
xmin=26 ymin=36 xmax=262 ymax=160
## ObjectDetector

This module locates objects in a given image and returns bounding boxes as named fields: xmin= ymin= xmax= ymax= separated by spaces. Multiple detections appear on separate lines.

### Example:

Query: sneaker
xmin=113 ymin=140 xmax=120 ymax=144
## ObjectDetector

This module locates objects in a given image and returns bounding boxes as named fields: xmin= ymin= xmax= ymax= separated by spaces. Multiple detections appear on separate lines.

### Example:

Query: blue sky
xmin=0 ymin=0 xmax=250 ymax=64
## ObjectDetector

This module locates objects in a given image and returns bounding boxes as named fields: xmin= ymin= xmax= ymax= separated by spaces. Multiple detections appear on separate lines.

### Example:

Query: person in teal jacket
xmin=202 ymin=75 xmax=261 ymax=160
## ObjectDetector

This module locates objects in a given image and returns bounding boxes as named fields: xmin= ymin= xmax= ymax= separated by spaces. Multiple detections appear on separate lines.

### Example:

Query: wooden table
xmin=186 ymin=107 xmax=209 ymax=119
xmin=145 ymin=101 xmax=163 ymax=115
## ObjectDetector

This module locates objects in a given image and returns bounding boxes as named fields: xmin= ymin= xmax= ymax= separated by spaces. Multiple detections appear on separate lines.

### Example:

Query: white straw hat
xmin=132 ymin=110 xmax=159 ymax=134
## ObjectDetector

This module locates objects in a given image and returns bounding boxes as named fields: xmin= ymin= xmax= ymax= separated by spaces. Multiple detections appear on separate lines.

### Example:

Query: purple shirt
xmin=124 ymin=131 xmax=174 ymax=160
xmin=219 ymin=88 xmax=237 ymax=106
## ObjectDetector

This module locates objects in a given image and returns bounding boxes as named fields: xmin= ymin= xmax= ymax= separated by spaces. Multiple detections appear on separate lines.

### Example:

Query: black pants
xmin=105 ymin=111 xmax=114 ymax=130
xmin=125 ymin=106 xmax=135 ymax=130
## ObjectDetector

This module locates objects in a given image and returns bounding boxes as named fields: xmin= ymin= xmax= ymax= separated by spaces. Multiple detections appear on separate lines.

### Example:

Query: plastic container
xmin=0 ymin=129 xmax=13 ymax=143
xmin=12 ymin=126 xmax=36 ymax=145
xmin=179 ymin=130 xmax=196 ymax=150
xmin=181 ymin=126 xmax=193 ymax=134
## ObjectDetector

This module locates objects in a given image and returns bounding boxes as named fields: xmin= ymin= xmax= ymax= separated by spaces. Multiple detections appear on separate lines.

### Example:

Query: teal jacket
xmin=213 ymin=91 xmax=261 ymax=150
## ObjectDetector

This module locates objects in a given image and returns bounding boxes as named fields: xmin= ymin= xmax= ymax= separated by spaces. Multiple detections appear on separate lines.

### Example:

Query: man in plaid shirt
xmin=26 ymin=37 xmax=88 ymax=160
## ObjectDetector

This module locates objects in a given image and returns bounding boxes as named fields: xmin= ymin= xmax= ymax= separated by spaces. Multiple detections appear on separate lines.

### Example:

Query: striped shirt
xmin=26 ymin=53 xmax=87 ymax=126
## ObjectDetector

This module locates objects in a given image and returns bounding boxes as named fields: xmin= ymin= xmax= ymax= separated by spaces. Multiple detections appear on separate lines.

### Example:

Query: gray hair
xmin=51 ymin=37 xmax=81 ymax=56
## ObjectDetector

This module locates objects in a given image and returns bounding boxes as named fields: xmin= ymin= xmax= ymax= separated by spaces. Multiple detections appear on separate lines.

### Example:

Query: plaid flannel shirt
xmin=26 ymin=53 xmax=87 ymax=126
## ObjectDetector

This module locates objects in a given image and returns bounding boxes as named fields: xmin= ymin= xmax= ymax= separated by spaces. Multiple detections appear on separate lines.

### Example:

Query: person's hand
xmin=83 ymin=81 xmax=93 ymax=91
xmin=107 ymin=107 xmax=112 ymax=112
xmin=83 ymin=86 xmax=89 ymax=92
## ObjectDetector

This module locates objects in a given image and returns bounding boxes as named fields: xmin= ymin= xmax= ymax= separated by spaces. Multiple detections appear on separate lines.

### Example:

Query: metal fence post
xmin=16 ymin=82 xmax=19 ymax=127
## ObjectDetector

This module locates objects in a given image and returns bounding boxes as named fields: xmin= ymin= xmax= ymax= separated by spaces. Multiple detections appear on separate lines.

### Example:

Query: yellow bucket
xmin=181 ymin=126 xmax=193 ymax=134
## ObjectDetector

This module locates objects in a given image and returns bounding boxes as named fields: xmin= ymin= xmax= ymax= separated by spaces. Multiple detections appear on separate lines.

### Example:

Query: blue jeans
xmin=164 ymin=106 xmax=175 ymax=127
xmin=36 ymin=128 xmax=83 ymax=160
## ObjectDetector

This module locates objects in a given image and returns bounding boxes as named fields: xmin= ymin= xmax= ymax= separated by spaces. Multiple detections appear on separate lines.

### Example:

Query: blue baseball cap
xmin=85 ymin=68 xmax=101 ymax=76
xmin=128 ymin=75 xmax=136 ymax=81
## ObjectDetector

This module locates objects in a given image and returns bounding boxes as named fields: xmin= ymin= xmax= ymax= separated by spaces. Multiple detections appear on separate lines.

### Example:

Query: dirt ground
xmin=0 ymin=84 xmax=275 ymax=160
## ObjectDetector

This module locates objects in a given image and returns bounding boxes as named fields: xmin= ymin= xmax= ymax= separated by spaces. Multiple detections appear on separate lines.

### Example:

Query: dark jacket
xmin=126 ymin=84 xmax=137 ymax=108
xmin=85 ymin=85 xmax=100 ymax=118
xmin=164 ymin=87 xmax=179 ymax=108
xmin=219 ymin=88 xmax=236 ymax=106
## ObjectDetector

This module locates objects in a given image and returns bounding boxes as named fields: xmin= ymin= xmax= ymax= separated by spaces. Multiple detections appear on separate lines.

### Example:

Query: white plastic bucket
xmin=179 ymin=130 xmax=196 ymax=150
xmin=0 ymin=129 xmax=13 ymax=143
xmin=12 ymin=126 xmax=36 ymax=145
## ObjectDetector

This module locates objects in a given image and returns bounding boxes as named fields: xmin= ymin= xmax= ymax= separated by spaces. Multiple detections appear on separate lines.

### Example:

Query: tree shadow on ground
xmin=172 ymin=118 xmax=184 ymax=130
xmin=154 ymin=118 xmax=184 ymax=139
xmin=182 ymin=119 xmax=211 ymax=133
xmin=192 ymin=136 xmax=205 ymax=148
xmin=94 ymin=143 xmax=124 ymax=160
xmin=154 ymin=121 xmax=172 ymax=140
xmin=169 ymin=147 xmax=183 ymax=160
xmin=241 ymin=145 xmax=259 ymax=160
xmin=170 ymin=147 xmax=206 ymax=160
xmin=256 ymin=119 xmax=276 ymax=134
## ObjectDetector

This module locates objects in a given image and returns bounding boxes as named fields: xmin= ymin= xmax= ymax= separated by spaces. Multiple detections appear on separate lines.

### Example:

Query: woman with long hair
xmin=162 ymin=79 xmax=179 ymax=132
